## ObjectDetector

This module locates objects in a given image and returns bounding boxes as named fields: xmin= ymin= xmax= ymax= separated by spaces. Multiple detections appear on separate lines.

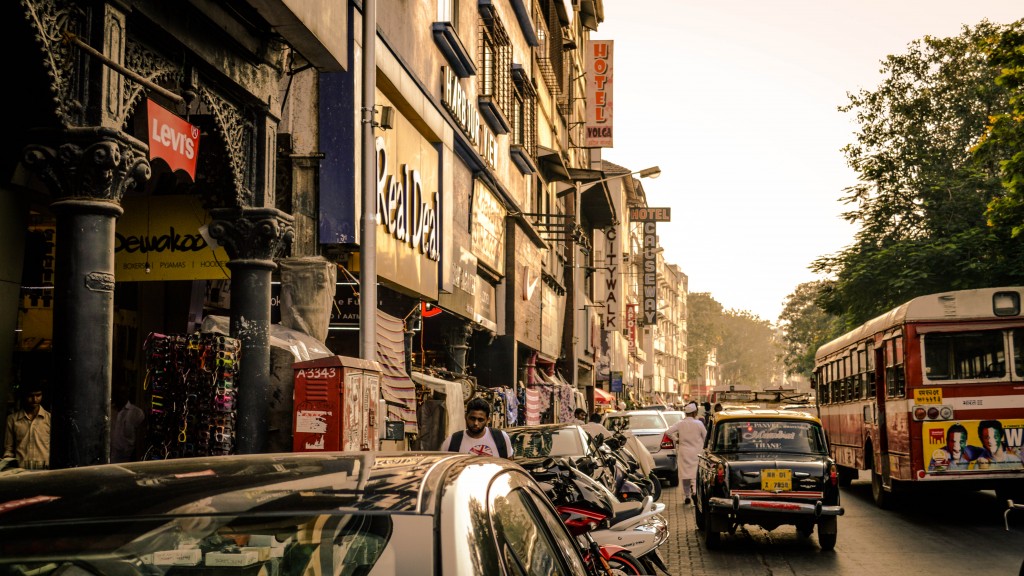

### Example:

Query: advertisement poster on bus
xmin=923 ymin=419 xmax=1024 ymax=474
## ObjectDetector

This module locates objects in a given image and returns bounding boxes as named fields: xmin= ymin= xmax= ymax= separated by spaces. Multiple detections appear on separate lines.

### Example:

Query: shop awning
xmin=593 ymin=387 xmax=615 ymax=405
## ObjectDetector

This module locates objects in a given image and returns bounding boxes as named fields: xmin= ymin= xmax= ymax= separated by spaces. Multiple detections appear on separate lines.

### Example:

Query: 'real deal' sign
xmin=147 ymin=99 xmax=200 ymax=179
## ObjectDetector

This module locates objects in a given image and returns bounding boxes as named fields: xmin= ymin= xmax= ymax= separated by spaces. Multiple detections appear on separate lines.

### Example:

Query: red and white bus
xmin=813 ymin=287 xmax=1024 ymax=507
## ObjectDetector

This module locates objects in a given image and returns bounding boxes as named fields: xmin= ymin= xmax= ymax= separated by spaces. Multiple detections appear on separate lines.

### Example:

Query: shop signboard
xmin=147 ymin=100 xmax=200 ymax=179
xmin=626 ymin=303 xmax=637 ymax=355
xmin=470 ymin=180 xmax=506 ymax=274
xmin=115 ymin=195 xmax=230 ymax=281
xmin=437 ymin=246 xmax=478 ymax=321
xmin=585 ymin=40 xmax=613 ymax=148
xmin=611 ymin=371 xmax=623 ymax=393
xmin=371 ymin=97 xmax=441 ymax=299
xmin=641 ymin=222 xmax=657 ymax=325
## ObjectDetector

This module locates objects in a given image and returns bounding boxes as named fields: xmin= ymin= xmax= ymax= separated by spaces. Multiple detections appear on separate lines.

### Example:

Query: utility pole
xmin=359 ymin=0 xmax=377 ymax=361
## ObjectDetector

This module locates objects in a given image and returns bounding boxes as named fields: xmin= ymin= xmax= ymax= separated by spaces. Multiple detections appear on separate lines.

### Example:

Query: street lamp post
xmin=566 ymin=166 xmax=661 ymax=391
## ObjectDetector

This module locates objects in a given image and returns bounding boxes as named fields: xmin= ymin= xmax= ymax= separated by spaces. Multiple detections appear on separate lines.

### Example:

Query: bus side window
xmin=885 ymin=339 xmax=897 ymax=398
xmin=894 ymin=336 xmax=906 ymax=397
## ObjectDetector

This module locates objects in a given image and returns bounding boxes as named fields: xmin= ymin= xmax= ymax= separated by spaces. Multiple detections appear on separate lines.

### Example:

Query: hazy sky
xmin=593 ymin=1 xmax=1022 ymax=322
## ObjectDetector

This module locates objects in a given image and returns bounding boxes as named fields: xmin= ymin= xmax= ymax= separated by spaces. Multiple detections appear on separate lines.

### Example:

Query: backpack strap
xmin=447 ymin=430 xmax=464 ymax=452
xmin=490 ymin=427 xmax=509 ymax=459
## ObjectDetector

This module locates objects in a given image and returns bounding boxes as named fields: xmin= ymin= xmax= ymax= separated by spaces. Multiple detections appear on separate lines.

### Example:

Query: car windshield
xmin=662 ymin=412 xmax=684 ymax=426
xmin=0 ymin=511 xmax=413 ymax=576
xmin=606 ymin=413 xmax=665 ymax=431
xmin=712 ymin=420 xmax=827 ymax=454
xmin=509 ymin=427 xmax=585 ymax=458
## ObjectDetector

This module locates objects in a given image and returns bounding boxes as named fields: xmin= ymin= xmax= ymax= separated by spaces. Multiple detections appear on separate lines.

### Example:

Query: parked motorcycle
xmin=585 ymin=434 xmax=649 ymax=503
xmin=605 ymin=433 xmax=662 ymax=501
xmin=539 ymin=457 xmax=671 ymax=576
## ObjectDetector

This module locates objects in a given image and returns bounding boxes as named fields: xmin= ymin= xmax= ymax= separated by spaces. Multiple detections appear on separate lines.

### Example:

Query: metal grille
xmin=479 ymin=10 xmax=512 ymax=120
xmin=512 ymin=70 xmax=537 ymax=158
xmin=535 ymin=0 xmax=563 ymax=98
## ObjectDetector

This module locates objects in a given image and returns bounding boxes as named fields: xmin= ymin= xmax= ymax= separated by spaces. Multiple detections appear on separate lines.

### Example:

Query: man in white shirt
xmin=440 ymin=397 xmax=513 ymax=459
xmin=666 ymin=401 xmax=707 ymax=504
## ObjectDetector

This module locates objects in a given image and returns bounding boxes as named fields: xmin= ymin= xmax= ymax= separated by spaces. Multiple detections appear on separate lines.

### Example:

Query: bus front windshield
xmin=923 ymin=330 xmax=1007 ymax=381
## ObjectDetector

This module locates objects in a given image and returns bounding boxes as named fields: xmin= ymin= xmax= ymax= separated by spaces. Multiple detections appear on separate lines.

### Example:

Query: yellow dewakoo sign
xmin=115 ymin=195 xmax=230 ymax=281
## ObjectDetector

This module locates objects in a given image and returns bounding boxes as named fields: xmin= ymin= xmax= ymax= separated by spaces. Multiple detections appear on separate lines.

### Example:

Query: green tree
xmin=685 ymin=292 xmax=723 ymax=383
xmin=718 ymin=310 xmax=782 ymax=390
xmin=778 ymin=281 xmax=843 ymax=378
xmin=979 ymin=27 xmax=1024 ymax=236
xmin=813 ymin=20 xmax=1024 ymax=327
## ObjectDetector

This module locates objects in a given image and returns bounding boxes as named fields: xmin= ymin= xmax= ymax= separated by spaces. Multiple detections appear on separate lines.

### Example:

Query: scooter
xmin=541 ymin=457 xmax=672 ymax=575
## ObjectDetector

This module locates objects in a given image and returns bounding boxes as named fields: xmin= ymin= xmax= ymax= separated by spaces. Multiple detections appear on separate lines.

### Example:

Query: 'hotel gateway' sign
xmin=442 ymin=67 xmax=498 ymax=169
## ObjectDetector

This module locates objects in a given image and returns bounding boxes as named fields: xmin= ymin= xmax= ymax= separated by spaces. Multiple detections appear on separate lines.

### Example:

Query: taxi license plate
xmin=761 ymin=469 xmax=791 ymax=491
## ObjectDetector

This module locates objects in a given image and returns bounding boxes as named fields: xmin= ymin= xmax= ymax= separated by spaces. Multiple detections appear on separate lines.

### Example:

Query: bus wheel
xmin=870 ymin=468 xmax=893 ymax=509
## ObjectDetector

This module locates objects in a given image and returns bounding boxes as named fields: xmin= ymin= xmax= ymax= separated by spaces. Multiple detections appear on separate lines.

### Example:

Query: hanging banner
xmin=147 ymin=99 xmax=200 ymax=179
xmin=585 ymin=40 xmax=613 ymax=148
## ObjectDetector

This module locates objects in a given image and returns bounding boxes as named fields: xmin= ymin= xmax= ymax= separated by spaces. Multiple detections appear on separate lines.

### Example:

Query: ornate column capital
xmin=23 ymin=127 xmax=151 ymax=206
xmin=208 ymin=207 xmax=294 ymax=265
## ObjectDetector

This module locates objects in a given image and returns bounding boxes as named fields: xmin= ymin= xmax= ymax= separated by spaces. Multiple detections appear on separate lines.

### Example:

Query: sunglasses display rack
xmin=142 ymin=331 xmax=240 ymax=460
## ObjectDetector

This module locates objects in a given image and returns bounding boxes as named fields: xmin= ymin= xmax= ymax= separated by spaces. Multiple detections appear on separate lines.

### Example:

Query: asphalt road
xmin=657 ymin=473 xmax=1024 ymax=576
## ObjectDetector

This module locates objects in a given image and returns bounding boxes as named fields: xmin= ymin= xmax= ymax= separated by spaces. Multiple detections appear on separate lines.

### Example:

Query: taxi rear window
xmin=712 ymin=420 xmax=826 ymax=454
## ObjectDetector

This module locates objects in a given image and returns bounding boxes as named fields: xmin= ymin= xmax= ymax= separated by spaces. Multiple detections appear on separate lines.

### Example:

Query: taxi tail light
xmin=715 ymin=463 xmax=725 ymax=485
xmin=660 ymin=434 xmax=675 ymax=450
xmin=829 ymin=463 xmax=838 ymax=487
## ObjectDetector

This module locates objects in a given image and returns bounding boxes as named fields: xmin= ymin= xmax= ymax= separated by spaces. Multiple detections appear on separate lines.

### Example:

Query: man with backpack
xmin=441 ymin=397 xmax=513 ymax=459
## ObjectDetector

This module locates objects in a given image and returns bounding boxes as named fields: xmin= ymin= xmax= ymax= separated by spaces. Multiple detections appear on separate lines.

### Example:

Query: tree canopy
xmin=778 ymin=281 xmax=844 ymax=378
xmin=980 ymin=27 xmax=1024 ymax=236
xmin=685 ymin=292 xmax=723 ymax=383
xmin=812 ymin=19 xmax=1024 ymax=327
xmin=717 ymin=309 xmax=783 ymax=390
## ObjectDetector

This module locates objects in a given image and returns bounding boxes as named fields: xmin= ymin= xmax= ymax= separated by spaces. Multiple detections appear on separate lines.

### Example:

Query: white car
xmin=0 ymin=452 xmax=589 ymax=575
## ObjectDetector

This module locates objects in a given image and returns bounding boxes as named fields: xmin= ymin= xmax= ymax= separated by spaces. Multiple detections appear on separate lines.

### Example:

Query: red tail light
xmin=661 ymin=434 xmax=675 ymax=449
xmin=715 ymin=463 xmax=725 ymax=485
xmin=829 ymin=463 xmax=838 ymax=487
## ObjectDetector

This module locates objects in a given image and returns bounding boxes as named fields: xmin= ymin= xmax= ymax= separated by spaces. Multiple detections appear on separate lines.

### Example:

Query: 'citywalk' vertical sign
xmin=585 ymin=40 xmax=613 ymax=148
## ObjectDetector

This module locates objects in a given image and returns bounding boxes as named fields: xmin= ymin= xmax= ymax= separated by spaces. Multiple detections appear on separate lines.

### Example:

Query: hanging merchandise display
xmin=142 ymin=332 xmax=240 ymax=459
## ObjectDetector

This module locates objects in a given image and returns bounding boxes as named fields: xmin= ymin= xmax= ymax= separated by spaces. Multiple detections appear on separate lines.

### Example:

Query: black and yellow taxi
xmin=694 ymin=409 xmax=844 ymax=550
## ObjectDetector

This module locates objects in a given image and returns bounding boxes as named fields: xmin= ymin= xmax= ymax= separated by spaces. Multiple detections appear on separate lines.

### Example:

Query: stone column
xmin=23 ymin=127 xmax=151 ymax=468
xmin=208 ymin=208 xmax=293 ymax=454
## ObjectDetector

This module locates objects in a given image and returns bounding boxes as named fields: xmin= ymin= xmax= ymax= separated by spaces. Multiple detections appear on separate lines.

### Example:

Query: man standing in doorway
xmin=3 ymin=385 xmax=51 ymax=470
xmin=441 ymin=397 xmax=513 ymax=459
xmin=666 ymin=401 xmax=706 ymax=504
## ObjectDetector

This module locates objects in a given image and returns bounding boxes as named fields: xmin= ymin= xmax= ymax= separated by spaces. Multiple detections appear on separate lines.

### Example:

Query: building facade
xmin=1 ymin=0 xmax=692 ymax=464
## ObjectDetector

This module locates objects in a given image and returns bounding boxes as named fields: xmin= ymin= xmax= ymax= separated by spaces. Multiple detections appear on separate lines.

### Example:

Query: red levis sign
xmin=147 ymin=99 xmax=200 ymax=179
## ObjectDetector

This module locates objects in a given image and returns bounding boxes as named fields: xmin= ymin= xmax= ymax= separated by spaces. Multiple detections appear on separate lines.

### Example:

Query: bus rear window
xmin=923 ymin=331 xmax=1006 ymax=381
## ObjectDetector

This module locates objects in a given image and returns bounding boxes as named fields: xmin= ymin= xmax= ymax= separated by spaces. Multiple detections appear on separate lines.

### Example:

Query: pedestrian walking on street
xmin=441 ymin=397 xmax=513 ymax=459
xmin=2 ymin=384 xmax=51 ymax=470
xmin=666 ymin=401 xmax=706 ymax=504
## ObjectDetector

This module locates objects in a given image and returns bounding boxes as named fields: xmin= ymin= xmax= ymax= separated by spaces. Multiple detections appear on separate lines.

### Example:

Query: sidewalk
xmin=657 ymin=479 xmax=702 ymax=575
